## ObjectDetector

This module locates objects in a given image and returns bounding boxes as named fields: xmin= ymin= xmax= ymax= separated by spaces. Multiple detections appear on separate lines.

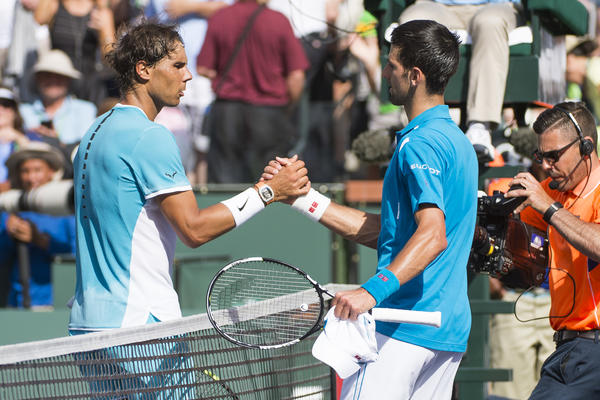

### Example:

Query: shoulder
xmin=133 ymin=122 xmax=178 ymax=152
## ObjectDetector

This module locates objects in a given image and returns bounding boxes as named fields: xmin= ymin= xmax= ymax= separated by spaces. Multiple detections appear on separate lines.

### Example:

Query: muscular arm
xmin=545 ymin=209 xmax=600 ymax=262
xmin=159 ymin=157 xmax=309 ymax=248
xmin=262 ymin=156 xmax=379 ymax=247
xmin=318 ymin=202 xmax=380 ymax=249
xmin=509 ymin=171 xmax=600 ymax=262
xmin=332 ymin=205 xmax=447 ymax=320
xmin=386 ymin=205 xmax=447 ymax=282
xmin=158 ymin=190 xmax=235 ymax=248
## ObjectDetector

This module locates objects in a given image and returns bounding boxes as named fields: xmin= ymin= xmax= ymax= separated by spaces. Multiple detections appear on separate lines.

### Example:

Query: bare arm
xmin=34 ymin=0 xmax=59 ymax=25
xmin=164 ymin=0 xmax=228 ymax=19
xmin=261 ymin=157 xmax=380 ymax=248
xmin=286 ymin=69 xmax=305 ymax=106
xmin=159 ymin=157 xmax=309 ymax=248
xmin=197 ymin=66 xmax=217 ymax=80
xmin=332 ymin=206 xmax=447 ymax=320
xmin=349 ymin=35 xmax=381 ymax=95
xmin=386 ymin=206 xmax=447 ymax=282
xmin=545 ymin=210 xmax=600 ymax=261
xmin=158 ymin=191 xmax=235 ymax=248
xmin=90 ymin=2 xmax=116 ymax=57
xmin=333 ymin=206 xmax=447 ymax=319
xmin=509 ymin=171 xmax=600 ymax=261
xmin=318 ymin=202 xmax=380 ymax=249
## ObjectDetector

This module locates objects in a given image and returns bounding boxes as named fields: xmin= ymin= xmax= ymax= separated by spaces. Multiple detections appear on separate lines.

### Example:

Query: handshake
xmin=255 ymin=155 xmax=331 ymax=222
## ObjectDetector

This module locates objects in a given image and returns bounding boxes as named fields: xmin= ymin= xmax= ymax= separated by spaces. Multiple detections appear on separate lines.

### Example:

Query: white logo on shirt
xmin=410 ymin=163 xmax=440 ymax=176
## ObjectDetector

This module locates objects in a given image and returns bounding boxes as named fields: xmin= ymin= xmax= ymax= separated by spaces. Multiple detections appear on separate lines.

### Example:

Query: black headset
xmin=554 ymin=106 xmax=595 ymax=157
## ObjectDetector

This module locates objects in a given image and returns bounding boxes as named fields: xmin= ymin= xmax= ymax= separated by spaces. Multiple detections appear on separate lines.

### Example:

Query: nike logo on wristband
xmin=238 ymin=197 xmax=249 ymax=211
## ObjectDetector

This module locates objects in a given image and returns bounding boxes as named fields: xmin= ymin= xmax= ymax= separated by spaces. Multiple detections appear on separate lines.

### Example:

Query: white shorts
xmin=340 ymin=332 xmax=463 ymax=400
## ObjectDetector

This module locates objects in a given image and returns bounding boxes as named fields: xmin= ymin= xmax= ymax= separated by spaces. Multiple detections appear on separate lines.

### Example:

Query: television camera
xmin=468 ymin=185 xmax=549 ymax=289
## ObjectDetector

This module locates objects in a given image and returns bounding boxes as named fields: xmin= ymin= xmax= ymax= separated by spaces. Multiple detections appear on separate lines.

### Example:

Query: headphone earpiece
xmin=554 ymin=106 xmax=595 ymax=157
xmin=580 ymin=138 xmax=594 ymax=157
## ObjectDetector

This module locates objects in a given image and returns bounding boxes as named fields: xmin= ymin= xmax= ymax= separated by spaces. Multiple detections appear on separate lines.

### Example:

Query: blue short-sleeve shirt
xmin=375 ymin=105 xmax=478 ymax=352
xmin=69 ymin=105 xmax=192 ymax=331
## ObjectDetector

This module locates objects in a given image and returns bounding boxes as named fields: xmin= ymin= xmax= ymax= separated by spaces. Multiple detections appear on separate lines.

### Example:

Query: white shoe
xmin=466 ymin=122 xmax=495 ymax=162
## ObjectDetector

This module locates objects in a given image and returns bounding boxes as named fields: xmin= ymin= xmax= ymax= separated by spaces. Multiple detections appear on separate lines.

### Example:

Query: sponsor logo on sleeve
xmin=410 ymin=163 xmax=440 ymax=176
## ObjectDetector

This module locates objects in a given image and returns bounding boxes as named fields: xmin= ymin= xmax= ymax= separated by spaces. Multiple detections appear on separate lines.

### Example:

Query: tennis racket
xmin=206 ymin=257 xmax=441 ymax=350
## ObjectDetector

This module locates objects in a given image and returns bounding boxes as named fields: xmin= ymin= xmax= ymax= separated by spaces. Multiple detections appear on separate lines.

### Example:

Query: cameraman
xmin=507 ymin=101 xmax=600 ymax=398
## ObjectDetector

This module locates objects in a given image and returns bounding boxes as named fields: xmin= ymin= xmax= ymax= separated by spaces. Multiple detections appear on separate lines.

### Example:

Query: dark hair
xmin=390 ymin=20 xmax=460 ymax=95
xmin=105 ymin=21 xmax=183 ymax=95
xmin=532 ymin=101 xmax=597 ymax=147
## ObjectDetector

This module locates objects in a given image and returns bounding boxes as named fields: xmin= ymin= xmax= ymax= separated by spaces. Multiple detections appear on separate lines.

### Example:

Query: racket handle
xmin=371 ymin=308 xmax=442 ymax=328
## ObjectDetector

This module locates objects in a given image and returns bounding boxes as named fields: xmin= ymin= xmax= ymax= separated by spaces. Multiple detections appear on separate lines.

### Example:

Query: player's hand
xmin=506 ymin=172 xmax=555 ymax=215
xmin=331 ymin=288 xmax=376 ymax=321
xmin=268 ymin=155 xmax=311 ymax=203
xmin=261 ymin=155 xmax=292 ymax=181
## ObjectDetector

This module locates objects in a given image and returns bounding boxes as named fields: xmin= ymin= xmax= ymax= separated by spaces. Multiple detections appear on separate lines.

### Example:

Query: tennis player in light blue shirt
xmin=67 ymin=21 xmax=310 ymax=400
xmin=68 ymin=104 xmax=192 ymax=331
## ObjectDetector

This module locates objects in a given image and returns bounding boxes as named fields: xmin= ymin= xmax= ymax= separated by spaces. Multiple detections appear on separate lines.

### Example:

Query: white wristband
xmin=221 ymin=188 xmax=264 ymax=227
xmin=291 ymin=188 xmax=331 ymax=222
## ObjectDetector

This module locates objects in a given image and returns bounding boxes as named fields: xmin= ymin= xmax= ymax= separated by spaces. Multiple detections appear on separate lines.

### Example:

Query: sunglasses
xmin=533 ymin=138 xmax=579 ymax=164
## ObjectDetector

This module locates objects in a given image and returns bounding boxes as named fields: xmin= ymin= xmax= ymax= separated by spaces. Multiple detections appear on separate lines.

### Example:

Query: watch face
xmin=259 ymin=185 xmax=274 ymax=202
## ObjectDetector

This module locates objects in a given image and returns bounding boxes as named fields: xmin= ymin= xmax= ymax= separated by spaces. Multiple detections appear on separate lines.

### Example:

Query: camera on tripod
xmin=468 ymin=185 xmax=549 ymax=289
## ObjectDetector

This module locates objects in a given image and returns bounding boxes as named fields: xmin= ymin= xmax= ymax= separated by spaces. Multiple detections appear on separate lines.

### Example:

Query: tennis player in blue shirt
xmin=264 ymin=20 xmax=478 ymax=399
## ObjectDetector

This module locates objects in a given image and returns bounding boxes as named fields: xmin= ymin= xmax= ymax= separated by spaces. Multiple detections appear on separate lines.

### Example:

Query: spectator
xmin=34 ymin=0 xmax=116 ymax=105
xmin=0 ymin=141 xmax=75 ymax=309
xmin=0 ymin=0 xmax=18 ymax=82
xmin=19 ymin=49 xmax=97 ymax=169
xmin=399 ymin=0 xmax=522 ymax=163
xmin=0 ymin=87 xmax=30 ymax=192
xmin=3 ymin=0 xmax=51 ymax=103
xmin=197 ymin=0 xmax=309 ymax=183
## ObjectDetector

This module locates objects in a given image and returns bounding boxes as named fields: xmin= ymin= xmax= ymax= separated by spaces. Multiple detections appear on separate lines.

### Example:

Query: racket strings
xmin=209 ymin=261 xmax=323 ymax=347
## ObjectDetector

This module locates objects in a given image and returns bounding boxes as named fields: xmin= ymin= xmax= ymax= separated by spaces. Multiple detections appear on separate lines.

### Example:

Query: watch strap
xmin=543 ymin=201 xmax=563 ymax=224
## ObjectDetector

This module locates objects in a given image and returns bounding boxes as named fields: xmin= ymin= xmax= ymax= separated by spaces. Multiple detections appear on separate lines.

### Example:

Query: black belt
xmin=553 ymin=329 xmax=600 ymax=343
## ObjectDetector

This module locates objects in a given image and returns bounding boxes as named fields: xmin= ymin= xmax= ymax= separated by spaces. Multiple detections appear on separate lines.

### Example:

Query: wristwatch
xmin=254 ymin=182 xmax=275 ymax=205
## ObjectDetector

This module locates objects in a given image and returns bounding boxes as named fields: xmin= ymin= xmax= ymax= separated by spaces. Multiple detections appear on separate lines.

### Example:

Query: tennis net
xmin=0 ymin=284 xmax=355 ymax=400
